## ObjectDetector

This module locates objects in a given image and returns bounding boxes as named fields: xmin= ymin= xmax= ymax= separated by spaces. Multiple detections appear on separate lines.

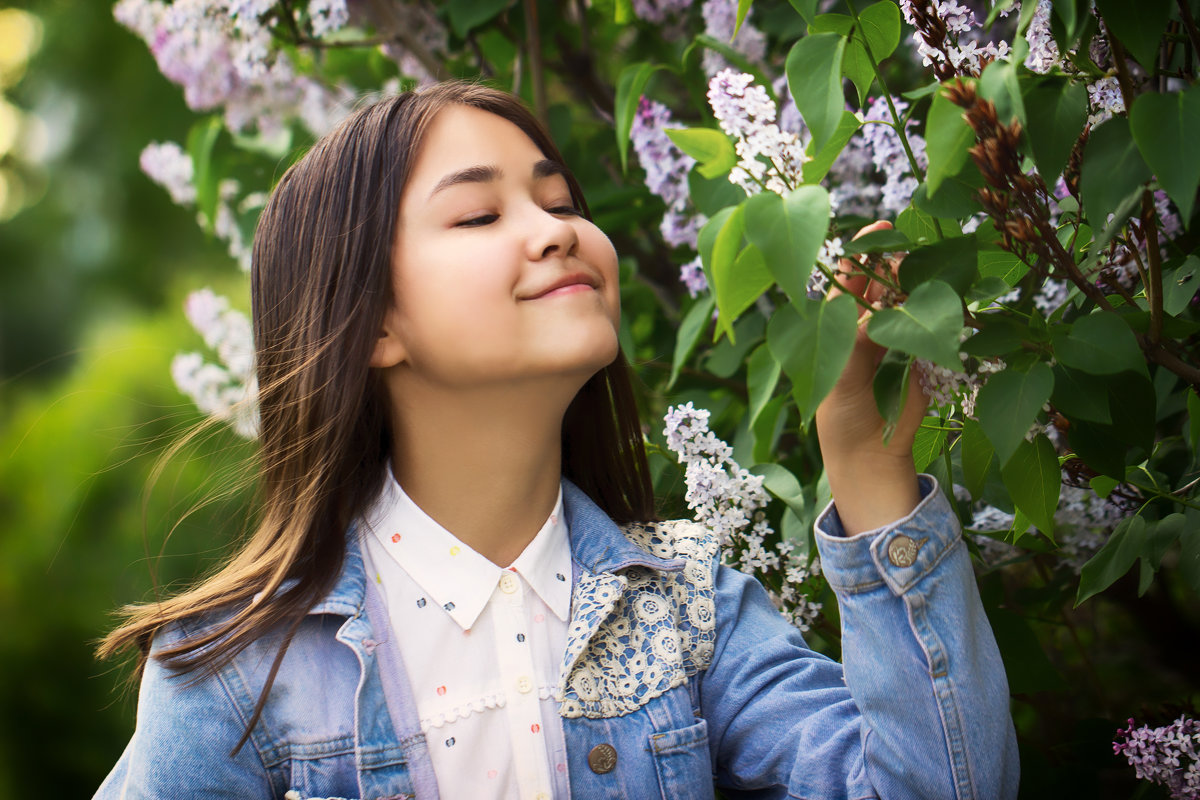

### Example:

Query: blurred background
xmin=0 ymin=2 xmax=258 ymax=793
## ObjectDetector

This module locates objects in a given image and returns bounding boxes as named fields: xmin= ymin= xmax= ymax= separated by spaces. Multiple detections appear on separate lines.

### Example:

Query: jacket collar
xmin=309 ymin=477 xmax=682 ymax=618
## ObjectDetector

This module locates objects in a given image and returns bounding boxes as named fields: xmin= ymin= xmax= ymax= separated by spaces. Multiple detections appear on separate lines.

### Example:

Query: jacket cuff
xmin=813 ymin=474 xmax=962 ymax=596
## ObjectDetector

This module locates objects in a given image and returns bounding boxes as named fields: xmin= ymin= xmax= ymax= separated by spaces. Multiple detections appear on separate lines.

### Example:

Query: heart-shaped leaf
xmin=743 ymin=185 xmax=831 ymax=304
xmin=975 ymin=361 xmax=1054 ymax=465
xmin=786 ymin=32 xmax=847 ymax=152
xmin=1130 ymin=86 xmax=1200 ymax=224
xmin=867 ymin=280 xmax=965 ymax=369
xmin=767 ymin=295 xmax=858 ymax=422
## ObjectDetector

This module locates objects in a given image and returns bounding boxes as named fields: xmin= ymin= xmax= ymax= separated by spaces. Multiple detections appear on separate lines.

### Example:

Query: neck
xmin=387 ymin=376 xmax=578 ymax=567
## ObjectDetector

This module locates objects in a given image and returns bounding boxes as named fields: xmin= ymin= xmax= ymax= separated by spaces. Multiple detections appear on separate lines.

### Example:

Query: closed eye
xmin=455 ymin=206 xmax=582 ymax=228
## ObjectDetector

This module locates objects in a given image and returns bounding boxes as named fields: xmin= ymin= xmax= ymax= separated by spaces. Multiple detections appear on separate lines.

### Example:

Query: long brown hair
xmin=99 ymin=80 xmax=654 ymax=743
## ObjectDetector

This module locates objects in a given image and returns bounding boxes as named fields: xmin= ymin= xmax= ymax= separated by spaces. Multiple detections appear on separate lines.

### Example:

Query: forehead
xmin=405 ymin=104 xmax=547 ymax=193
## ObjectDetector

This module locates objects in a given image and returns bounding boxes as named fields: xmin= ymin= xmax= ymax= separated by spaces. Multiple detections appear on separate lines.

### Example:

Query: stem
xmin=814 ymin=259 xmax=876 ymax=312
xmin=522 ymin=0 xmax=548 ymax=126
xmin=1176 ymin=0 xmax=1200 ymax=58
xmin=1100 ymin=15 xmax=1140 ymax=108
xmin=844 ymin=0 xmax=932 ymax=190
xmin=1125 ymin=477 xmax=1200 ymax=511
xmin=1141 ymin=191 xmax=1165 ymax=343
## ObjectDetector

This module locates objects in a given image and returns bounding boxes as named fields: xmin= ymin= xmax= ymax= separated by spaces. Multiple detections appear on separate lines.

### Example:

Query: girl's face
xmin=377 ymin=104 xmax=621 ymax=391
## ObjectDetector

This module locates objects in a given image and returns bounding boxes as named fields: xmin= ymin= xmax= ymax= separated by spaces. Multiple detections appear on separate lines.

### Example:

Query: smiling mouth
xmin=525 ymin=273 xmax=598 ymax=300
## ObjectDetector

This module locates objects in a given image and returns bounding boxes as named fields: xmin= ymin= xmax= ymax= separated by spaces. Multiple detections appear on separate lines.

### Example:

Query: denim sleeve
xmin=92 ymin=623 xmax=274 ymax=799
xmin=701 ymin=475 xmax=1019 ymax=800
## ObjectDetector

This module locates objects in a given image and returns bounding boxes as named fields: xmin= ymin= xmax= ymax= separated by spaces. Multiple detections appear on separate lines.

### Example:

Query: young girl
xmin=96 ymin=80 xmax=1018 ymax=800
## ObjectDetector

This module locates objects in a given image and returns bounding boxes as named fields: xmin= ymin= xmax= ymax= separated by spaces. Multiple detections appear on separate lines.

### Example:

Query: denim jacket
xmin=96 ymin=476 xmax=1019 ymax=799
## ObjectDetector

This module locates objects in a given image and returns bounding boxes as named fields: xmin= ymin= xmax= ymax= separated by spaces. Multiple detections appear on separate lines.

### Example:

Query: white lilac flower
xmin=379 ymin=2 xmax=450 ymax=87
xmin=1113 ymin=715 xmax=1200 ymax=799
xmin=914 ymin=354 xmax=1003 ymax=419
xmin=807 ymin=237 xmax=844 ymax=298
xmin=139 ymin=141 xmax=196 ymax=205
xmin=707 ymin=69 xmax=808 ymax=197
xmin=175 ymin=288 xmax=259 ymax=438
xmin=308 ymin=0 xmax=349 ymax=38
xmin=899 ymin=0 xmax=1011 ymax=77
xmin=700 ymin=0 xmax=767 ymax=77
xmin=859 ymin=97 xmax=927 ymax=215
xmin=1024 ymin=0 xmax=1060 ymax=74
xmin=679 ymin=255 xmax=708 ymax=297
xmin=631 ymin=0 xmax=692 ymax=24
xmin=1087 ymin=77 xmax=1125 ymax=127
xmin=1033 ymin=278 xmax=1070 ymax=316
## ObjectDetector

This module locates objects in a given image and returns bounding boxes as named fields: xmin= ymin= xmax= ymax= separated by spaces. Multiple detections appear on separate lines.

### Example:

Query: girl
xmin=96 ymin=80 xmax=1018 ymax=799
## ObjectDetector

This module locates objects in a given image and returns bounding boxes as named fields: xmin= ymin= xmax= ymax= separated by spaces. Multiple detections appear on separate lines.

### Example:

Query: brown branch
xmin=522 ymin=0 xmax=547 ymax=126
xmin=1177 ymin=0 xmax=1200 ymax=58
xmin=1140 ymin=191 xmax=1165 ymax=343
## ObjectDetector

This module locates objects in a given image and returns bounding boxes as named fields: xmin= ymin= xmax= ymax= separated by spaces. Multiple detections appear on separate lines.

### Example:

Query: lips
xmin=523 ymin=272 xmax=598 ymax=300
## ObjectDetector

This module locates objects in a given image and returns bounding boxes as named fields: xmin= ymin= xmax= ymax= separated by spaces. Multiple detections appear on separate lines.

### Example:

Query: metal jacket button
xmin=588 ymin=743 xmax=617 ymax=774
xmin=887 ymin=534 xmax=927 ymax=567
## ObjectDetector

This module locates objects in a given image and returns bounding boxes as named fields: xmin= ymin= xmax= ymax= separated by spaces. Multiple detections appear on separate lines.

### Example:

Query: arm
xmin=93 ymin=624 xmax=275 ymax=800
xmin=700 ymin=476 xmax=1019 ymax=800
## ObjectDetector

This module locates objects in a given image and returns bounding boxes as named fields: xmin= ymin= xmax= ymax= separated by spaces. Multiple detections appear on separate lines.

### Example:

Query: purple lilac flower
xmin=1114 ymin=715 xmax=1200 ymax=799
xmin=899 ymin=0 xmax=1010 ymax=76
xmin=631 ymin=0 xmax=692 ymax=24
xmin=1024 ymin=0 xmax=1060 ymax=73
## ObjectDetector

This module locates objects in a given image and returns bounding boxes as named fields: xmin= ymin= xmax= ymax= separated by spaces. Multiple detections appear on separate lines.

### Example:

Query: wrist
xmin=824 ymin=457 xmax=922 ymax=537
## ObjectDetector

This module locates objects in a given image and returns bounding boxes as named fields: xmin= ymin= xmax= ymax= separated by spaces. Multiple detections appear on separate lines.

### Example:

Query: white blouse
xmin=360 ymin=474 xmax=573 ymax=800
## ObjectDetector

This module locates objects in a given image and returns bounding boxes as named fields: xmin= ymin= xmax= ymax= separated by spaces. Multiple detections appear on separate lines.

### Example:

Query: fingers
xmin=826 ymin=220 xmax=895 ymax=314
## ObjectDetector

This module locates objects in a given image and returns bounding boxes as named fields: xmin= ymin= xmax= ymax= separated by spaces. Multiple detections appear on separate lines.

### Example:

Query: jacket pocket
xmin=649 ymin=718 xmax=715 ymax=800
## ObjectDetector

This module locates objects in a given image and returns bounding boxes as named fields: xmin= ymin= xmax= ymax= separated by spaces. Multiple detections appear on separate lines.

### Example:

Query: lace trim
xmin=558 ymin=519 xmax=718 ymax=719
xmin=420 ymin=692 xmax=506 ymax=729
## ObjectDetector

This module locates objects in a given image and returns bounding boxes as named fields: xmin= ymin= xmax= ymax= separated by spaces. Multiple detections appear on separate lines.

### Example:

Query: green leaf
xmin=840 ymin=1 xmax=901 ymax=105
xmin=706 ymin=313 xmax=765 ymax=376
xmin=767 ymin=295 xmax=859 ymax=422
xmin=734 ymin=0 xmax=753 ymax=38
xmin=961 ymin=417 xmax=995 ymax=501
xmin=925 ymin=85 xmax=976 ymax=196
xmin=867 ymin=280 xmax=965 ymax=369
xmin=1076 ymin=515 xmax=1145 ymax=606
xmin=1130 ymin=86 xmax=1200 ymax=224
xmin=897 ymin=204 xmax=955 ymax=246
xmin=985 ymin=607 xmax=1068 ymax=694
xmin=1000 ymin=434 xmax=1060 ymax=538
xmin=802 ymin=111 xmax=861 ymax=184
xmin=669 ymin=294 xmax=715 ymax=389
xmin=1050 ymin=365 xmax=1112 ymax=424
xmin=975 ymin=362 xmax=1054 ymax=465
xmin=752 ymin=394 xmax=788 ymax=464
xmin=1050 ymin=0 xmax=1084 ymax=44
xmin=841 ymin=228 xmax=912 ymax=255
xmin=899 ymin=235 xmax=980 ymax=295
xmin=912 ymin=168 xmax=985 ymax=218
xmin=1188 ymin=389 xmax=1200 ymax=449
xmin=977 ymin=249 xmax=1029 ymax=287
xmin=614 ymin=0 xmax=633 ymax=22
xmin=746 ymin=342 xmax=782 ymax=429
xmin=698 ymin=206 xmax=737 ymax=290
xmin=1090 ymin=474 xmax=1118 ymax=498
xmin=1080 ymin=117 xmax=1151 ymax=228
xmin=615 ymin=63 xmax=664 ymax=174
xmin=186 ymin=115 xmax=223 ymax=232
xmin=978 ymin=59 xmax=1026 ymax=128
xmin=743 ymin=185 xmax=831 ymax=304
xmin=1067 ymin=420 xmax=1127 ymax=479
xmin=1164 ymin=256 xmax=1200 ymax=316
xmin=446 ymin=0 xmax=512 ymax=37
xmin=786 ymin=32 xmax=848 ymax=152
xmin=710 ymin=205 xmax=770 ymax=340
xmin=1051 ymin=313 xmax=1148 ymax=377
xmin=688 ymin=170 xmax=747 ymax=216
xmin=787 ymin=0 xmax=818 ymax=23
xmin=962 ymin=317 xmax=1025 ymax=357
xmin=1094 ymin=0 xmax=1169 ymax=69
xmin=1023 ymin=80 xmax=1087 ymax=180
xmin=1181 ymin=525 xmax=1200 ymax=595
xmin=753 ymin=462 xmax=809 ymax=518
xmin=872 ymin=349 xmax=913 ymax=442
xmin=665 ymin=127 xmax=737 ymax=179
xmin=912 ymin=417 xmax=949 ymax=472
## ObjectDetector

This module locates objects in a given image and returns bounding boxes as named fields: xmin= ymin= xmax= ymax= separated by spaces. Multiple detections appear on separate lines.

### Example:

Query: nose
xmin=526 ymin=203 xmax=579 ymax=261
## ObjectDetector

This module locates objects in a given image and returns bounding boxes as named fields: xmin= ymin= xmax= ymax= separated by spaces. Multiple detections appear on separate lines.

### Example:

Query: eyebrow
xmin=426 ymin=158 xmax=569 ymax=201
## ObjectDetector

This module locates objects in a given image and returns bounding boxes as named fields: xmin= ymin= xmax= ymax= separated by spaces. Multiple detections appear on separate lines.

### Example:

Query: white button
xmin=499 ymin=573 xmax=518 ymax=594
xmin=517 ymin=676 xmax=533 ymax=694
xmin=535 ymin=794 xmax=549 ymax=800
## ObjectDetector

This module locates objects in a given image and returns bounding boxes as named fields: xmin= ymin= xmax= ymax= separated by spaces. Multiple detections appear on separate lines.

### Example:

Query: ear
xmin=369 ymin=307 xmax=408 ymax=369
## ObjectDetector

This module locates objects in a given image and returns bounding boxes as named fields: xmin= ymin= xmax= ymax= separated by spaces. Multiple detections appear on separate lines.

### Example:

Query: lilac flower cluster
xmin=858 ymin=97 xmax=927 ymax=215
xmin=664 ymin=402 xmax=769 ymax=542
xmin=630 ymin=97 xmax=708 ymax=251
xmin=700 ymin=0 xmax=767 ymax=77
xmin=1114 ymin=715 xmax=1200 ymax=799
xmin=899 ymin=0 xmax=1011 ymax=77
xmin=113 ymin=0 xmax=353 ymax=137
xmin=707 ymin=69 xmax=808 ymax=197
xmin=1087 ymin=77 xmax=1126 ymax=127
xmin=137 ymin=142 xmax=254 ymax=270
xmin=631 ymin=0 xmax=692 ymax=25
xmin=172 ymin=288 xmax=259 ymax=438
xmin=663 ymin=402 xmax=823 ymax=631
xmin=1023 ymin=0 xmax=1060 ymax=74
xmin=916 ymin=354 xmax=1003 ymax=419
